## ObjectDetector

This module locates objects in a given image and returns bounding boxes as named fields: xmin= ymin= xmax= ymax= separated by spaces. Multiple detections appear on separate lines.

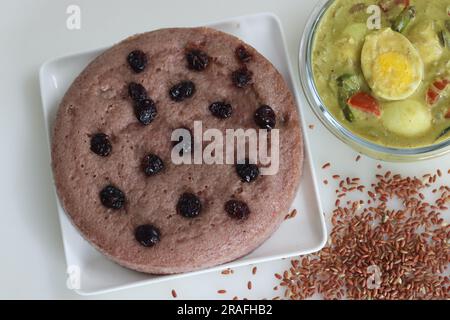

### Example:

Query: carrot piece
xmin=427 ymin=89 xmax=440 ymax=106
xmin=433 ymin=79 xmax=449 ymax=91
xmin=395 ymin=0 xmax=410 ymax=7
xmin=445 ymin=108 xmax=450 ymax=119
xmin=347 ymin=92 xmax=381 ymax=117
xmin=427 ymin=78 xmax=449 ymax=106
xmin=380 ymin=0 xmax=409 ymax=12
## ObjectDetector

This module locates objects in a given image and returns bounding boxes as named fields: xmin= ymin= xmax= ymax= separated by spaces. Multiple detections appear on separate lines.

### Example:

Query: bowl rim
xmin=298 ymin=0 xmax=450 ymax=161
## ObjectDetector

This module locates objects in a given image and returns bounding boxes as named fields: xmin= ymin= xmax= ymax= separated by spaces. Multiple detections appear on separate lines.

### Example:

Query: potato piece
xmin=336 ymin=23 xmax=368 ymax=66
xmin=408 ymin=20 xmax=443 ymax=65
xmin=382 ymin=100 xmax=432 ymax=137
xmin=342 ymin=23 xmax=368 ymax=43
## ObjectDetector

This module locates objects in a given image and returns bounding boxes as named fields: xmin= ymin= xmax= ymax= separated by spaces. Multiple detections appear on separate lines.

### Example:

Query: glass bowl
xmin=298 ymin=0 xmax=450 ymax=162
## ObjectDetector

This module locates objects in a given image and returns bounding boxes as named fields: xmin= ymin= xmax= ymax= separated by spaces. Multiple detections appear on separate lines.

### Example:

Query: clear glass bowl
xmin=298 ymin=0 xmax=450 ymax=162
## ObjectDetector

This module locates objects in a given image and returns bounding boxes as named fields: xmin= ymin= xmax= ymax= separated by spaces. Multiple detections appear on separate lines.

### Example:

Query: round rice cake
xmin=51 ymin=27 xmax=303 ymax=274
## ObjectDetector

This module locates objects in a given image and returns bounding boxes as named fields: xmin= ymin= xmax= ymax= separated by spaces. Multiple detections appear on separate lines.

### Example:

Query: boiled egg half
xmin=361 ymin=28 xmax=424 ymax=101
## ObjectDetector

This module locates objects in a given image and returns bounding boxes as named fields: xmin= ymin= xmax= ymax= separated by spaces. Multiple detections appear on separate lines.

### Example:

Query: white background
xmin=1 ymin=0 xmax=449 ymax=299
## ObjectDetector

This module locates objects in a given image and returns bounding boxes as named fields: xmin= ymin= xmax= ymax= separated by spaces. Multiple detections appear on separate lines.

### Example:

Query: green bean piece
xmin=341 ymin=101 xmax=356 ymax=122
xmin=436 ymin=126 xmax=450 ymax=141
xmin=440 ymin=21 xmax=450 ymax=48
xmin=392 ymin=6 xmax=416 ymax=33
xmin=337 ymin=74 xmax=361 ymax=94
xmin=336 ymin=74 xmax=360 ymax=122
xmin=438 ymin=30 xmax=450 ymax=48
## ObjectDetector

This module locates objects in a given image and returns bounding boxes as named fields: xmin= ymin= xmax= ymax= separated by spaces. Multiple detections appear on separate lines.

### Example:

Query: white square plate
xmin=39 ymin=12 xmax=327 ymax=295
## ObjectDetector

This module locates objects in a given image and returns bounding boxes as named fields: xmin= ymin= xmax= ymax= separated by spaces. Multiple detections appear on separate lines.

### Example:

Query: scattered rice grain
xmin=277 ymin=171 xmax=449 ymax=300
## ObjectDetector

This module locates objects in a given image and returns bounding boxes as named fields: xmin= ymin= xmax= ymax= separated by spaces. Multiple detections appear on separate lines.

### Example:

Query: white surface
xmin=1 ymin=0 xmax=449 ymax=299
xmin=39 ymin=13 xmax=326 ymax=295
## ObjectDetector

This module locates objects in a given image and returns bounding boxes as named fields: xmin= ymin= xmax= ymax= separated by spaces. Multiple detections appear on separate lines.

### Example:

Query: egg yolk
xmin=372 ymin=52 xmax=414 ymax=94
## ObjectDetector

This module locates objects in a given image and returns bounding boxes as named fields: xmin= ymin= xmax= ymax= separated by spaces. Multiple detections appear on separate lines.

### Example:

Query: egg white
xmin=361 ymin=28 xmax=424 ymax=101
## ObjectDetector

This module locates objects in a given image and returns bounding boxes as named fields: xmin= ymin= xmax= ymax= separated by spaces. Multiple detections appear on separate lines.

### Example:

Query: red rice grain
xmin=322 ymin=163 xmax=331 ymax=169
xmin=252 ymin=266 xmax=257 ymax=275
xmin=277 ymin=171 xmax=449 ymax=300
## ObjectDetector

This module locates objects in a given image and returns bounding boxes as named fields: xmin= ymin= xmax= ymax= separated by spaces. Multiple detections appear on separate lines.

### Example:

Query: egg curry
xmin=312 ymin=0 xmax=450 ymax=148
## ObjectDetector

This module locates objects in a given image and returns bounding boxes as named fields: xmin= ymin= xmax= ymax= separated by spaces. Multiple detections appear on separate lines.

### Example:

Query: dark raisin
xmin=135 ymin=224 xmax=160 ymax=247
xmin=236 ymin=160 xmax=259 ymax=183
xmin=232 ymin=67 xmax=253 ymax=88
xmin=169 ymin=81 xmax=196 ymax=102
xmin=177 ymin=193 xmax=202 ymax=218
xmin=90 ymin=133 xmax=112 ymax=157
xmin=254 ymin=105 xmax=276 ymax=130
xmin=142 ymin=154 xmax=164 ymax=176
xmin=134 ymin=99 xmax=157 ymax=125
xmin=186 ymin=49 xmax=210 ymax=71
xmin=225 ymin=200 xmax=250 ymax=220
xmin=128 ymin=82 xmax=147 ymax=102
xmin=127 ymin=50 xmax=148 ymax=73
xmin=209 ymin=102 xmax=233 ymax=119
xmin=172 ymin=127 xmax=192 ymax=156
xmin=235 ymin=45 xmax=252 ymax=62
xmin=100 ymin=185 xmax=125 ymax=209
